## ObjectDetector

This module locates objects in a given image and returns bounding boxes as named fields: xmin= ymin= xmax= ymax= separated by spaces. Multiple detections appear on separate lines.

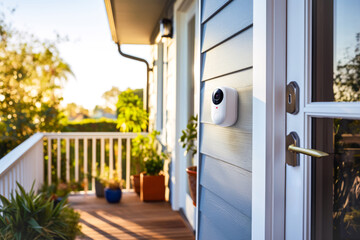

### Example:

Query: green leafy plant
xmin=138 ymin=131 xmax=168 ymax=176
xmin=131 ymin=134 xmax=148 ymax=174
xmin=144 ymin=154 xmax=165 ymax=176
xmin=57 ymin=207 xmax=82 ymax=240
xmin=116 ymin=89 xmax=148 ymax=132
xmin=179 ymin=115 xmax=198 ymax=158
xmin=94 ymin=166 xmax=122 ymax=190
xmin=0 ymin=182 xmax=81 ymax=240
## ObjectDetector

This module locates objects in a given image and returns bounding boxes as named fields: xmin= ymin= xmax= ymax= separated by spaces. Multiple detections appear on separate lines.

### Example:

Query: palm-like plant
xmin=0 ymin=182 xmax=81 ymax=240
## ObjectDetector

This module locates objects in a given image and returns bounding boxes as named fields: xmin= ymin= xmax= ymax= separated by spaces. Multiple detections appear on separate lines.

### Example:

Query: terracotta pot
xmin=186 ymin=166 xmax=197 ymax=206
xmin=140 ymin=173 xmax=165 ymax=202
xmin=131 ymin=174 xmax=141 ymax=195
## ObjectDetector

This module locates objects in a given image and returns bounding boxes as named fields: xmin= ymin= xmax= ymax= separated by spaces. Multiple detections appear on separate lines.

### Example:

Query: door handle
xmin=288 ymin=144 xmax=329 ymax=158
xmin=286 ymin=132 xmax=329 ymax=166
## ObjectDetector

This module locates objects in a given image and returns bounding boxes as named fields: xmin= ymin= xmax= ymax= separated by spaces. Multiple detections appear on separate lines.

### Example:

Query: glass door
xmin=286 ymin=0 xmax=360 ymax=239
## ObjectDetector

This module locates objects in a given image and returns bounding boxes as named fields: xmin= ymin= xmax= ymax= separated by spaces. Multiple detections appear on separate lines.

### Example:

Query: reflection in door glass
xmin=312 ymin=0 xmax=360 ymax=102
xmin=312 ymin=118 xmax=360 ymax=240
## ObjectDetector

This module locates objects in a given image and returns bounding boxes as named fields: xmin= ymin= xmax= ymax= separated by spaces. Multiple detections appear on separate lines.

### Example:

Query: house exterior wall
xmin=148 ymin=0 xmax=199 ymax=228
xmin=148 ymin=36 xmax=177 ymax=202
xmin=198 ymin=0 xmax=253 ymax=239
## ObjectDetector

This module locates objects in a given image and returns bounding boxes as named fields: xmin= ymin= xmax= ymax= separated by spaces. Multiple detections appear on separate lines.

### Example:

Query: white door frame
xmin=285 ymin=0 xmax=360 ymax=239
xmin=173 ymin=0 xmax=199 ymax=229
xmin=252 ymin=0 xmax=287 ymax=239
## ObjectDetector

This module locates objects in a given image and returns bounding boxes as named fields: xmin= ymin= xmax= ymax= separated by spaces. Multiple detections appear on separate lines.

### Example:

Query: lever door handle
xmin=286 ymin=132 xmax=329 ymax=166
xmin=288 ymin=144 xmax=329 ymax=158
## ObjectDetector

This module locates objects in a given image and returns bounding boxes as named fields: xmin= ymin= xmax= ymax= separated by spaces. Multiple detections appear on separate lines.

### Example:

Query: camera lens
xmin=212 ymin=89 xmax=223 ymax=105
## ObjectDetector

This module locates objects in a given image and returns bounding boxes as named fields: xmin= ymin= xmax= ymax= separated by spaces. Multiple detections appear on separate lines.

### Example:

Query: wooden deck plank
xmin=69 ymin=193 xmax=195 ymax=240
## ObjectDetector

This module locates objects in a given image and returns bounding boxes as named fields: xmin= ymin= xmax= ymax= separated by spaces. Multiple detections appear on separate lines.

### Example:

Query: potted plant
xmin=104 ymin=179 xmax=122 ymax=204
xmin=140 ymin=131 xmax=167 ymax=201
xmin=131 ymin=134 xmax=147 ymax=194
xmin=94 ymin=175 xmax=105 ymax=198
xmin=92 ymin=164 xmax=107 ymax=198
xmin=179 ymin=115 xmax=198 ymax=206
xmin=102 ymin=171 xmax=122 ymax=203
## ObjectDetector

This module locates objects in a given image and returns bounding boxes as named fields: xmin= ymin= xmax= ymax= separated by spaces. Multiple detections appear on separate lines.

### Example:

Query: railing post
xmin=126 ymin=138 xmax=131 ymax=191
xmin=75 ymin=138 xmax=79 ymax=182
xmin=66 ymin=138 xmax=70 ymax=182
xmin=36 ymin=138 xmax=44 ymax=191
xmin=117 ymin=138 xmax=122 ymax=184
xmin=101 ymin=138 xmax=105 ymax=175
xmin=84 ymin=138 xmax=88 ymax=194
xmin=92 ymin=138 xmax=96 ymax=191
xmin=109 ymin=138 xmax=114 ymax=178
xmin=57 ymin=138 xmax=61 ymax=180
xmin=47 ymin=138 xmax=52 ymax=185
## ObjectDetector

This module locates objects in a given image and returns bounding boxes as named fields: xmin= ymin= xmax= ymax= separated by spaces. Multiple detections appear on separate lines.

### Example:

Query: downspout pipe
xmin=116 ymin=43 xmax=152 ymax=113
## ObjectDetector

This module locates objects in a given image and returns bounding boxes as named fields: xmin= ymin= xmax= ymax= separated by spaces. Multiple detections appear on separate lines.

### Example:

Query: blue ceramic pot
xmin=105 ymin=188 xmax=122 ymax=203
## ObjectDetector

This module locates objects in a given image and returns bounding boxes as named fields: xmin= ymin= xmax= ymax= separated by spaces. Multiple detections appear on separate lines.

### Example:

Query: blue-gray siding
xmin=198 ymin=0 xmax=253 ymax=239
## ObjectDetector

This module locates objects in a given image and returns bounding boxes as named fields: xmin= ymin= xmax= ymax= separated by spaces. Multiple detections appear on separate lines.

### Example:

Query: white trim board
xmin=173 ymin=1 xmax=199 ymax=230
xmin=252 ymin=0 xmax=286 ymax=239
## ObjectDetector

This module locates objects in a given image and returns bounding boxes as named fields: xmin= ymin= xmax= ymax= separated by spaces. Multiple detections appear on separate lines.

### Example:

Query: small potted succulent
xmin=140 ymin=131 xmax=168 ymax=201
xmin=104 ymin=177 xmax=122 ymax=204
xmin=98 ymin=167 xmax=122 ymax=203
xmin=179 ymin=115 xmax=198 ymax=206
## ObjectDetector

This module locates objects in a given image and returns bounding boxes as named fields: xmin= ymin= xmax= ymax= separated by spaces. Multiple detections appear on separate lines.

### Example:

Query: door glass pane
xmin=312 ymin=118 xmax=360 ymax=240
xmin=312 ymin=0 xmax=360 ymax=102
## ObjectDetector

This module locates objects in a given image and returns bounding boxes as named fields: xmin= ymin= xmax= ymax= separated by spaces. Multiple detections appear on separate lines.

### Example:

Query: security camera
xmin=211 ymin=87 xmax=238 ymax=127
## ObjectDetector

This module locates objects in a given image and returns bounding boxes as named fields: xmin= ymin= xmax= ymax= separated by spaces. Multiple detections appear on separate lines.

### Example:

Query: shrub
xmin=61 ymin=118 xmax=117 ymax=132
xmin=0 ymin=182 xmax=81 ymax=240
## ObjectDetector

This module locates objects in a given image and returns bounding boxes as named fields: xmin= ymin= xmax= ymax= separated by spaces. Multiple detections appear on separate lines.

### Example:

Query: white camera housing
xmin=211 ymin=87 xmax=238 ymax=127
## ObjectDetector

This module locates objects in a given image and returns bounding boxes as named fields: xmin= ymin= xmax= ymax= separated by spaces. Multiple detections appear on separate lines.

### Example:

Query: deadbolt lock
xmin=286 ymin=81 xmax=299 ymax=114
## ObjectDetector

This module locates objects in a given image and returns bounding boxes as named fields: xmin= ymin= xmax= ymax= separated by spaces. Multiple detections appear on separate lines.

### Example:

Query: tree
xmin=92 ymin=105 xmax=116 ymax=119
xmin=334 ymin=32 xmax=360 ymax=101
xmin=63 ymin=103 xmax=89 ymax=121
xmin=0 ymin=16 xmax=72 ymax=157
xmin=102 ymin=86 xmax=143 ymax=112
xmin=116 ymin=89 xmax=148 ymax=132
xmin=102 ymin=86 xmax=121 ymax=111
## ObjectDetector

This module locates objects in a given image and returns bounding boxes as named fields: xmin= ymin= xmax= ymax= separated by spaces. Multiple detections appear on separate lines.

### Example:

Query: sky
xmin=1 ymin=0 xmax=151 ymax=110
xmin=335 ymin=0 xmax=360 ymax=66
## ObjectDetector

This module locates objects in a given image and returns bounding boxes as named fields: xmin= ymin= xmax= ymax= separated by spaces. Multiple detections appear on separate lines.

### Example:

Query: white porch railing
xmin=0 ymin=132 xmax=145 ymax=199
xmin=0 ymin=133 xmax=44 ymax=199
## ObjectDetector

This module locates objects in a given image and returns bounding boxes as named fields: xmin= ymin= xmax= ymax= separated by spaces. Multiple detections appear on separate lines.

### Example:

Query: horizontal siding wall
xmin=198 ymin=0 xmax=253 ymax=239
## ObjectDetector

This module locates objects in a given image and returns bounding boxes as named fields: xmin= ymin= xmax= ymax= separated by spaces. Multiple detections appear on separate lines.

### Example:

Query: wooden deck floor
xmin=69 ymin=193 xmax=195 ymax=240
